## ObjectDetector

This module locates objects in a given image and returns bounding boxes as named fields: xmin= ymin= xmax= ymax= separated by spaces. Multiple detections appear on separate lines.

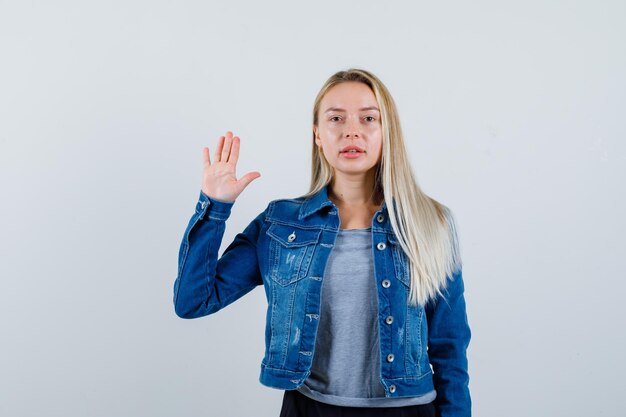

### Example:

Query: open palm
xmin=201 ymin=131 xmax=261 ymax=202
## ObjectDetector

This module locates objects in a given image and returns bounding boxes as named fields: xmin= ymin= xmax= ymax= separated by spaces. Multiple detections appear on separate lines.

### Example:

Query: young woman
xmin=173 ymin=68 xmax=471 ymax=417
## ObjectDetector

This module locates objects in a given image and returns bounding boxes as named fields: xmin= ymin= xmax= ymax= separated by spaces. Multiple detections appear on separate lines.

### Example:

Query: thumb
xmin=237 ymin=171 xmax=261 ymax=190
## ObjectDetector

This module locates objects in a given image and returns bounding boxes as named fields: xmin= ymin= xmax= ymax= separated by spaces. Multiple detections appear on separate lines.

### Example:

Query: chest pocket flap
xmin=266 ymin=223 xmax=322 ymax=285
xmin=267 ymin=223 xmax=322 ymax=247
xmin=387 ymin=232 xmax=411 ymax=287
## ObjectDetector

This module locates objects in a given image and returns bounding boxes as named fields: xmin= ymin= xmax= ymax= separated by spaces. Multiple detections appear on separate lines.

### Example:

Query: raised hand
xmin=201 ymin=131 xmax=261 ymax=203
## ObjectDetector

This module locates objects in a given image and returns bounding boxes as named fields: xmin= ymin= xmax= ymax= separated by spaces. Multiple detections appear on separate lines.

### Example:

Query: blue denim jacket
xmin=173 ymin=184 xmax=471 ymax=417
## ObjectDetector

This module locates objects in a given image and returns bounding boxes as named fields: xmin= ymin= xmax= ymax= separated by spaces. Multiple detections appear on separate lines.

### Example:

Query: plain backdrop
xmin=1 ymin=1 xmax=624 ymax=416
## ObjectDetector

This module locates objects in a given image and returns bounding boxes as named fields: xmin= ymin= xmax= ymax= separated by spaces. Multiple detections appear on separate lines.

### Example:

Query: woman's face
xmin=314 ymin=81 xmax=383 ymax=177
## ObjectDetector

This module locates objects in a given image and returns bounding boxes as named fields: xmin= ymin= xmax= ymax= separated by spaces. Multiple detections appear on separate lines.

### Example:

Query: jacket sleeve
xmin=173 ymin=190 xmax=266 ymax=319
xmin=425 ymin=268 xmax=472 ymax=417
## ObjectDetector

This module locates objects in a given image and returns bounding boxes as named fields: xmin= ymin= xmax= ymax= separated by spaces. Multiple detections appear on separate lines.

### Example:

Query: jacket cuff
xmin=195 ymin=190 xmax=235 ymax=220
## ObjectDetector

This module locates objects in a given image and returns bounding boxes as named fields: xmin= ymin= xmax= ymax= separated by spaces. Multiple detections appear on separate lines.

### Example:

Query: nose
xmin=344 ymin=117 xmax=360 ymax=139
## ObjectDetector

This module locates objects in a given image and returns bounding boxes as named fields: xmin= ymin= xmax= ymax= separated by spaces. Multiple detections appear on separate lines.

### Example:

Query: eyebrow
xmin=324 ymin=106 xmax=380 ymax=113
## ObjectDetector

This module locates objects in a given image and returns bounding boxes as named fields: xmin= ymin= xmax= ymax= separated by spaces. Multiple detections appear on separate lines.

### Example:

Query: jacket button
xmin=385 ymin=315 xmax=394 ymax=325
xmin=389 ymin=384 xmax=396 ymax=393
xmin=288 ymin=232 xmax=296 ymax=242
xmin=387 ymin=353 xmax=395 ymax=362
xmin=382 ymin=279 xmax=391 ymax=288
xmin=377 ymin=242 xmax=386 ymax=250
xmin=376 ymin=214 xmax=385 ymax=223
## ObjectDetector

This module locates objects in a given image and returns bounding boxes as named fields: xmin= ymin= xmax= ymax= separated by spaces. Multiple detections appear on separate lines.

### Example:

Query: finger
xmin=228 ymin=136 xmax=240 ymax=164
xmin=214 ymin=135 xmax=225 ymax=162
xmin=202 ymin=147 xmax=211 ymax=165
xmin=221 ymin=131 xmax=233 ymax=163
xmin=237 ymin=171 xmax=261 ymax=190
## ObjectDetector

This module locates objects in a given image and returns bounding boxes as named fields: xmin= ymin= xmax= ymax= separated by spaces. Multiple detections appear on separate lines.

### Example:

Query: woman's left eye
xmin=364 ymin=116 xmax=376 ymax=122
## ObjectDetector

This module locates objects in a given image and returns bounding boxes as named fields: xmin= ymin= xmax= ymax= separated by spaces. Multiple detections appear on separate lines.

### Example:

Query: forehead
xmin=321 ymin=81 xmax=377 ymax=108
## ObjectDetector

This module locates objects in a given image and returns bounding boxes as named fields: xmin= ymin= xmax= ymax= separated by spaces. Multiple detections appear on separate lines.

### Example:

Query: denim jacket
xmin=173 ymin=184 xmax=471 ymax=417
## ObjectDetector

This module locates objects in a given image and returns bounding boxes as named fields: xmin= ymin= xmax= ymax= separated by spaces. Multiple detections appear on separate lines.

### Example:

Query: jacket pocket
xmin=387 ymin=233 xmax=411 ymax=288
xmin=266 ymin=223 xmax=322 ymax=286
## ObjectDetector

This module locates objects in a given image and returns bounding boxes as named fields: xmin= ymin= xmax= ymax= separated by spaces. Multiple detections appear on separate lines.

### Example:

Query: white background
xmin=1 ymin=1 xmax=624 ymax=416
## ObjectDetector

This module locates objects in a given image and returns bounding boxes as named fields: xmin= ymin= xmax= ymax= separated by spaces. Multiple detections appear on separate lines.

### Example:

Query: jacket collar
xmin=299 ymin=183 xmax=389 ymax=220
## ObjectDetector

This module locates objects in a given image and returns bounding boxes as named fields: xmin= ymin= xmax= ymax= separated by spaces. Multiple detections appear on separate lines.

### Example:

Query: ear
xmin=314 ymin=126 xmax=321 ymax=146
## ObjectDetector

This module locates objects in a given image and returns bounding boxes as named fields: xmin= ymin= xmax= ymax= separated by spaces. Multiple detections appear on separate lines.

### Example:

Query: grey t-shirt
xmin=296 ymin=227 xmax=436 ymax=407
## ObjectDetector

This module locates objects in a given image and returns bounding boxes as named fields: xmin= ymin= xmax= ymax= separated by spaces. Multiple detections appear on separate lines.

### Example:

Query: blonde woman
xmin=173 ymin=68 xmax=471 ymax=417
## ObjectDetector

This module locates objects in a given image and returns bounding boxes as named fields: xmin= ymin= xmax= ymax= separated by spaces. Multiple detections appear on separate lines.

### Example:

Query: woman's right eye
xmin=329 ymin=116 xmax=342 ymax=122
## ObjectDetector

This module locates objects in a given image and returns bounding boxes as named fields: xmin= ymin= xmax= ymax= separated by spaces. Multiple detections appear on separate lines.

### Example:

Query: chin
xmin=334 ymin=165 xmax=376 ymax=175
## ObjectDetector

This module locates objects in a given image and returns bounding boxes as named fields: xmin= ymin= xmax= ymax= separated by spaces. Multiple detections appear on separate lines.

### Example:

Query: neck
xmin=328 ymin=174 xmax=382 ymax=208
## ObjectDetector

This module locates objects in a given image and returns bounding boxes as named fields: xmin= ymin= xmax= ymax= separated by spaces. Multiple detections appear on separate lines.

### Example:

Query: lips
xmin=340 ymin=145 xmax=365 ymax=153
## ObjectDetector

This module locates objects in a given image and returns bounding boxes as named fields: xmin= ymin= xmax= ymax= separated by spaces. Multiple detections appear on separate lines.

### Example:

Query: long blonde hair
xmin=302 ymin=68 xmax=462 ymax=307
